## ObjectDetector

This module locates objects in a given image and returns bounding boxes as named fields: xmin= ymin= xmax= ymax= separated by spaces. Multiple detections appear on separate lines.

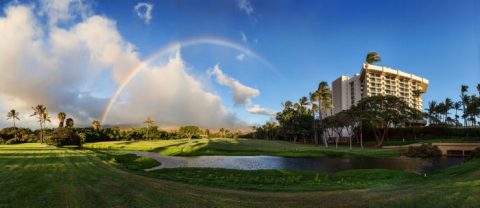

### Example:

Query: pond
xmin=124 ymin=151 xmax=465 ymax=174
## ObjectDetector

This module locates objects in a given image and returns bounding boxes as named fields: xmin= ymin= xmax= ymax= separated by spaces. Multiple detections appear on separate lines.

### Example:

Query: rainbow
xmin=100 ymin=37 xmax=276 ymax=125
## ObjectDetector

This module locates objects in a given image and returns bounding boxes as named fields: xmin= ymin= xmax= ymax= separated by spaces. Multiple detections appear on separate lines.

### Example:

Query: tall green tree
xmin=355 ymin=95 xmax=416 ymax=147
xmin=30 ymin=105 xmax=47 ymax=143
xmin=309 ymin=92 xmax=320 ymax=144
xmin=460 ymin=85 xmax=468 ymax=127
xmin=92 ymin=120 xmax=101 ymax=131
xmin=144 ymin=116 xmax=154 ymax=140
xmin=453 ymin=101 xmax=462 ymax=126
xmin=365 ymin=51 xmax=382 ymax=64
xmin=316 ymin=81 xmax=332 ymax=148
xmin=57 ymin=112 xmax=66 ymax=128
xmin=6 ymin=109 xmax=20 ymax=139
xmin=443 ymin=98 xmax=453 ymax=123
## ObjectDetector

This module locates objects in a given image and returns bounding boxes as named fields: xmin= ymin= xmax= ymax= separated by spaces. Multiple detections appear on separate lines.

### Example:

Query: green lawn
xmin=0 ymin=143 xmax=479 ymax=207
xmin=84 ymin=138 xmax=400 ymax=157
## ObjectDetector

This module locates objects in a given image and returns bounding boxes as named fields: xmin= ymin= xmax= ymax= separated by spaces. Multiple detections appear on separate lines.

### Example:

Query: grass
xmin=377 ymin=137 xmax=480 ymax=146
xmin=0 ymin=143 xmax=479 ymax=207
xmin=84 ymin=138 xmax=400 ymax=157
xmin=143 ymin=168 xmax=417 ymax=192
xmin=94 ymin=151 xmax=160 ymax=171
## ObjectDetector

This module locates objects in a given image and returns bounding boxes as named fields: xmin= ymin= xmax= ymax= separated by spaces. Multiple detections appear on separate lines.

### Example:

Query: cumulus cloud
xmin=246 ymin=105 xmax=276 ymax=116
xmin=236 ymin=53 xmax=245 ymax=61
xmin=0 ymin=2 xmax=246 ymax=129
xmin=39 ymin=0 xmax=92 ymax=25
xmin=237 ymin=0 xmax=253 ymax=15
xmin=134 ymin=2 xmax=153 ymax=24
xmin=208 ymin=65 xmax=259 ymax=105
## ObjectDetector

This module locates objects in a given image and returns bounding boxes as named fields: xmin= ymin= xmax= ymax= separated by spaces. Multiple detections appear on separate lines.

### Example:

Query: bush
xmin=471 ymin=147 xmax=480 ymax=159
xmin=404 ymin=143 xmax=442 ymax=158
xmin=46 ymin=128 xmax=81 ymax=147
xmin=5 ymin=138 xmax=21 ymax=144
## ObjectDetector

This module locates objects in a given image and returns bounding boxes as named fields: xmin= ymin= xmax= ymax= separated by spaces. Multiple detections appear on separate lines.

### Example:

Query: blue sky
xmin=1 ymin=0 xmax=479 ymax=128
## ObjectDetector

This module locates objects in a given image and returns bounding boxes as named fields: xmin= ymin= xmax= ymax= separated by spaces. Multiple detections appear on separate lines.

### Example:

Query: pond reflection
xmin=125 ymin=151 xmax=464 ymax=174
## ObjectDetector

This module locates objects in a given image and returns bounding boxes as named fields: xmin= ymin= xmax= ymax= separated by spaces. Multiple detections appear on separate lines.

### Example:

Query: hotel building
xmin=332 ymin=64 xmax=429 ymax=114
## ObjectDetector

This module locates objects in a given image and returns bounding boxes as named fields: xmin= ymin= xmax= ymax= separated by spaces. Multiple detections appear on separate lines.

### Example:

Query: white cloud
xmin=237 ymin=0 xmax=253 ymax=16
xmin=0 ymin=2 xmax=246 ymax=129
xmin=240 ymin=31 xmax=248 ymax=42
xmin=208 ymin=65 xmax=259 ymax=105
xmin=39 ymin=0 xmax=92 ymax=25
xmin=246 ymin=105 xmax=276 ymax=116
xmin=134 ymin=2 xmax=153 ymax=24
xmin=236 ymin=53 xmax=245 ymax=61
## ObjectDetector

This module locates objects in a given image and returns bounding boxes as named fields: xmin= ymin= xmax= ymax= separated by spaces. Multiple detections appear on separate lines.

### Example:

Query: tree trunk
xmin=335 ymin=136 xmax=339 ymax=149
xmin=349 ymin=136 xmax=352 ymax=150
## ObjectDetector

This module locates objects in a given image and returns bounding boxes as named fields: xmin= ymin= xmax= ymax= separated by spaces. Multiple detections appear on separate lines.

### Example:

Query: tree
xmin=443 ymin=98 xmax=453 ymax=123
xmin=453 ymin=101 xmax=462 ymax=126
xmin=179 ymin=126 xmax=200 ymax=139
xmin=309 ymin=92 xmax=319 ymax=144
xmin=316 ymin=81 xmax=332 ymax=147
xmin=92 ymin=120 xmax=101 ymax=131
xmin=425 ymin=101 xmax=438 ymax=125
xmin=57 ymin=112 xmax=66 ymax=128
xmin=282 ymin=100 xmax=292 ymax=110
xmin=355 ymin=95 xmax=416 ymax=147
xmin=31 ymin=105 xmax=47 ymax=143
xmin=365 ymin=51 xmax=381 ymax=64
xmin=6 ymin=109 xmax=20 ymax=139
xmin=144 ymin=116 xmax=154 ymax=140
xmin=65 ymin=118 xmax=74 ymax=128
xmin=460 ymin=85 xmax=468 ymax=127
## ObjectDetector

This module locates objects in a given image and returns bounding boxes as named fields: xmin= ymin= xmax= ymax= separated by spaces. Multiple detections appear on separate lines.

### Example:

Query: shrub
xmin=5 ymin=138 xmax=21 ymax=144
xmin=46 ymin=128 xmax=81 ymax=147
xmin=471 ymin=147 xmax=480 ymax=159
xmin=404 ymin=143 xmax=442 ymax=158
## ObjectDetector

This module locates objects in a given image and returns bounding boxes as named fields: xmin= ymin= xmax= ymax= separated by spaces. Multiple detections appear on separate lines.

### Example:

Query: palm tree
xmin=92 ymin=120 xmax=101 ymax=131
xmin=453 ymin=101 xmax=462 ymax=126
xmin=425 ymin=101 xmax=437 ymax=125
xmin=31 ymin=105 xmax=47 ymax=143
xmin=6 ymin=109 xmax=20 ymax=139
xmin=477 ymin=83 xmax=480 ymax=95
xmin=309 ymin=92 xmax=319 ymax=144
xmin=144 ymin=116 xmax=155 ymax=140
xmin=365 ymin=51 xmax=382 ymax=64
xmin=460 ymin=85 xmax=468 ymax=127
xmin=316 ymin=81 xmax=332 ymax=148
xmin=57 ymin=112 xmax=66 ymax=128
xmin=444 ymin=98 xmax=453 ymax=123
xmin=293 ymin=103 xmax=300 ymax=111
xmin=281 ymin=100 xmax=292 ymax=110
xmin=298 ymin=96 xmax=309 ymax=113
xmin=65 ymin=118 xmax=74 ymax=128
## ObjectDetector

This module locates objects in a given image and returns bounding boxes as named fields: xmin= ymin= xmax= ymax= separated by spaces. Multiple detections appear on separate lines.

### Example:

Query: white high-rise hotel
xmin=332 ymin=64 xmax=429 ymax=114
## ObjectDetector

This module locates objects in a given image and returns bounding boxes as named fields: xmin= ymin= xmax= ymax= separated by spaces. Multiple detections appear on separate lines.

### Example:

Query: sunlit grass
xmin=84 ymin=138 xmax=399 ymax=157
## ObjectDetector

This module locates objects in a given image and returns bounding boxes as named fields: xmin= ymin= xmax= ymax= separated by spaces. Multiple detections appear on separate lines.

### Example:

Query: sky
xmin=0 ymin=0 xmax=479 ymax=130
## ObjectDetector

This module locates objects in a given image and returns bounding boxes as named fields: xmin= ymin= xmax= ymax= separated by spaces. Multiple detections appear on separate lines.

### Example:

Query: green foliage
xmin=95 ymin=151 xmax=160 ymax=171
xmin=471 ymin=147 xmax=480 ymax=159
xmin=46 ymin=128 xmax=81 ymax=147
xmin=178 ymin=125 xmax=201 ymax=139
xmin=404 ymin=143 xmax=442 ymax=158
xmin=147 ymin=168 xmax=415 ymax=191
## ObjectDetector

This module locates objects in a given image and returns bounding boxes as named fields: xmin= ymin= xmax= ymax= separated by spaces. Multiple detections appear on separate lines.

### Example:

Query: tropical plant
xmin=92 ymin=120 xmax=101 ymax=131
xmin=179 ymin=126 xmax=200 ymax=139
xmin=6 ymin=109 xmax=20 ymax=139
xmin=65 ymin=118 xmax=74 ymax=128
xmin=355 ymin=95 xmax=416 ymax=147
xmin=30 ymin=105 xmax=47 ymax=143
xmin=365 ymin=51 xmax=381 ymax=64
xmin=460 ymin=85 xmax=468 ymax=127
xmin=144 ymin=116 xmax=154 ymax=140
xmin=57 ymin=112 xmax=66 ymax=128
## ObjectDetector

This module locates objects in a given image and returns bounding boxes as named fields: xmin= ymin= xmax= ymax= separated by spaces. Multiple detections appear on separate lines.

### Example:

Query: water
xmin=124 ymin=151 xmax=465 ymax=174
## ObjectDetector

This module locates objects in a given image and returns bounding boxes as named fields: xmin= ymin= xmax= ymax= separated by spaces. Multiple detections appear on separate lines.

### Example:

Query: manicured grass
xmin=378 ymin=137 xmax=480 ymax=147
xmin=84 ymin=138 xmax=400 ymax=157
xmin=94 ymin=151 xmax=160 ymax=171
xmin=0 ymin=143 xmax=479 ymax=207
xmin=144 ymin=168 xmax=417 ymax=192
